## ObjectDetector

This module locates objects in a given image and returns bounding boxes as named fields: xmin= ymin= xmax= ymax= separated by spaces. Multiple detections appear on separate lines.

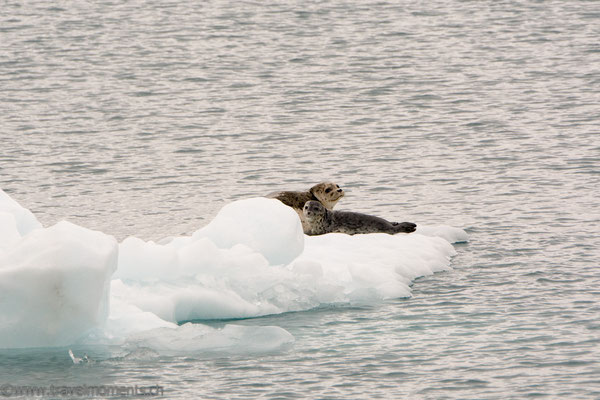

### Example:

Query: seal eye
xmin=325 ymin=188 xmax=332 ymax=193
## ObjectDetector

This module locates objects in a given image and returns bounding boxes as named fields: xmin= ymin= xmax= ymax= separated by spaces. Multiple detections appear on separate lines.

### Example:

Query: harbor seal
xmin=303 ymin=200 xmax=416 ymax=236
xmin=267 ymin=182 xmax=345 ymax=233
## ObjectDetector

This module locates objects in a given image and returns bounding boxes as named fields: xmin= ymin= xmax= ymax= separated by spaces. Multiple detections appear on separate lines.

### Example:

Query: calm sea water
xmin=1 ymin=0 xmax=599 ymax=398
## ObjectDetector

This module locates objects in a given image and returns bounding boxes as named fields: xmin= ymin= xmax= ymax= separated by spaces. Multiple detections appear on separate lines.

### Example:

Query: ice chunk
xmin=0 ymin=221 xmax=118 ymax=349
xmin=0 ymin=189 xmax=42 ymax=237
xmin=68 ymin=349 xmax=89 ymax=364
xmin=125 ymin=323 xmax=294 ymax=355
xmin=192 ymin=197 xmax=304 ymax=265
xmin=416 ymin=225 xmax=469 ymax=243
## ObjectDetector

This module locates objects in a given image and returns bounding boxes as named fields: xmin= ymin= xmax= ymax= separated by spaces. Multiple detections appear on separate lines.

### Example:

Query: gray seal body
xmin=303 ymin=200 xmax=416 ymax=236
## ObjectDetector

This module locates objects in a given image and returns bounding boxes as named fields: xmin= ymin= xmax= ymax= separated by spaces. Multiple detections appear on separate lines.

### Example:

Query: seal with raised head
xmin=267 ymin=182 xmax=345 ymax=233
xmin=302 ymin=200 xmax=416 ymax=236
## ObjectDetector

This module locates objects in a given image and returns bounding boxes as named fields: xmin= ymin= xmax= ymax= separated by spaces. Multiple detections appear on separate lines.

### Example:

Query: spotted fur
xmin=302 ymin=200 xmax=416 ymax=236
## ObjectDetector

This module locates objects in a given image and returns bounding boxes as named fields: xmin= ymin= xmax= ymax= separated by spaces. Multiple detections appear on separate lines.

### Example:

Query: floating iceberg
xmin=0 ymin=191 xmax=117 ymax=348
xmin=0 ymin=188 xmax=467 ymax=352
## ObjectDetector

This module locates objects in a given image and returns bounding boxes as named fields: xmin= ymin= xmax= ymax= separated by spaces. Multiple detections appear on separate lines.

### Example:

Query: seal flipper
xmin=393 ymin=222 xmax=417 ymax=233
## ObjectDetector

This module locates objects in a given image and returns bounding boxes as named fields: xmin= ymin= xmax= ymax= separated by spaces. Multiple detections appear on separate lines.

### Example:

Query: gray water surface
xmin=1 ymin=0 xmax=599 ymax=398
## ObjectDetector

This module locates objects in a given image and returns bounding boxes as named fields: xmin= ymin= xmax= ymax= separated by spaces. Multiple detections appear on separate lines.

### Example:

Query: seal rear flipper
xmin=394 ymin=222 xmax=417 ymax=233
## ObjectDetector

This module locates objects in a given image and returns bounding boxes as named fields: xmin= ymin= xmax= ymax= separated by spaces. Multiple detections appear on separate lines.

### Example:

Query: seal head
xmin=303 ymin=200 xmax=331 ymax=235
xmin=267 ymin=181 xmax=345 ymax=234
xmin=308 ymin=182 xmax=345 ymax=210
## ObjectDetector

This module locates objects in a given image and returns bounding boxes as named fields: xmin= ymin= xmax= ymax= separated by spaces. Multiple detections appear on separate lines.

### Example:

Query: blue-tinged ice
xmin=0 ymin=216 xmax=117 ymax=347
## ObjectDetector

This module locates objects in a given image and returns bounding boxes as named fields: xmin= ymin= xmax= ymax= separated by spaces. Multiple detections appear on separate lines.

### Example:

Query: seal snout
xmin=333 ymin=184 xmax=344 ymax=196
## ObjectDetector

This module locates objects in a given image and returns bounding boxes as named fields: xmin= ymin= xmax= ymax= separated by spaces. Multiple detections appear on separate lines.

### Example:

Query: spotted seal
xmin=302 ymin=200 xmax=416 ymax=236
xmin=267 ymin=182 xmax=345 ymax=233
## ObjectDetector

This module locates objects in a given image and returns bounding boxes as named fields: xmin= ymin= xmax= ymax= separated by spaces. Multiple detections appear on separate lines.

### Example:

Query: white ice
xmin=0 ymin=219 xmax=117 ymax=348
xmin=0 ymin=189 xmax=468 ymax=352
xmin=0 ymin=189 xmax=42 ymax=253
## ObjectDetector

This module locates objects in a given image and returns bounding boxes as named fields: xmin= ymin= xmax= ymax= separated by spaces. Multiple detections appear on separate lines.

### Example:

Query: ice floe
xmin=0 ymin=189 xmax=467 ymax=352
